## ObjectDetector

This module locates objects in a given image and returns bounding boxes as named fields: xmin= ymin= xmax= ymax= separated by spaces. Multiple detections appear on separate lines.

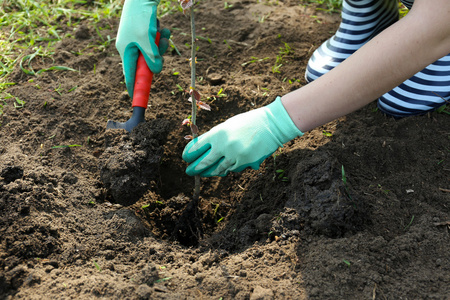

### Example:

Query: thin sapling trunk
xmin=189 ymin=9 xmax=201 ymax=201
xmin=179 ymin=0 xmax=205 ymax=201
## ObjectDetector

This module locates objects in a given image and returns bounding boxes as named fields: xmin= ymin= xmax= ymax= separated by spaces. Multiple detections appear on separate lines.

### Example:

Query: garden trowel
xmin=106 ymin=33 xmax=160 ymax=132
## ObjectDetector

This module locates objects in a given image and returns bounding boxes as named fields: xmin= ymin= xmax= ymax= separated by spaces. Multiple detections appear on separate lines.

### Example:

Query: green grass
xmin=0 ymin=0 xmax=178 ymax=88
xmin=307 ymin=0 xmax=410 ymax=16
xmin=0 ymin=0 xmax=120 ymax=81
xmin=307 ymin=0 xmax=343 ymax=13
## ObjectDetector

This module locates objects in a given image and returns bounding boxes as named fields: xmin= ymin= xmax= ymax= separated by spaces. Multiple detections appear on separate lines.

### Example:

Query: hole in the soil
xmin=137 ymin=194 xmax=207 ymax=247
xmin=158 ymin=160 xmax=192 ymax=199
xmin=172 ymin=199 xmax=204 ymax=246
xmin=99 ymin=120 xmax=225 ymax=246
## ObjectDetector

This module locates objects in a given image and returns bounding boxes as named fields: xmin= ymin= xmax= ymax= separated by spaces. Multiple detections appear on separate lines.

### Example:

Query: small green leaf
xmin=404 ymin=215 xmax=414 ymax=230
xmin=154 ymin=277 xmax=172 ymax=283
xmin=322 ymin=130 xmax=332 ymax=137
xmin=341 ymin=165 xmax=347 ymax=185
xmin=51 ymin=144 xmax=82 ymax=149
xmin=93 ymin=259 xmax=101 ymax=272
xmin=36 ymin=66 xmax=77 ymax=75
xmin=68 ymin=86 xmax=78 ymax=92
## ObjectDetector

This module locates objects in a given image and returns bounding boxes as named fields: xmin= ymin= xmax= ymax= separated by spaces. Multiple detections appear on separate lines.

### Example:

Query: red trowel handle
xmin=132 ymin=32 xmax=161 ymax=108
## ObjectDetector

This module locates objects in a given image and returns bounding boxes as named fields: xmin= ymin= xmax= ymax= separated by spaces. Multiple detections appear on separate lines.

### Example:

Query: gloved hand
xmin=182 ymin=97 xmax=304 ymax=177
xmin=116 ymin=0 xmax=171 ymax=97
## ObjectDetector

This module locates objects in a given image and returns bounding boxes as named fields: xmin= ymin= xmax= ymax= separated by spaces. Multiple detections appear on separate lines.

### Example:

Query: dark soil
xmin=1 ymin=1 xmax=449 ymax=299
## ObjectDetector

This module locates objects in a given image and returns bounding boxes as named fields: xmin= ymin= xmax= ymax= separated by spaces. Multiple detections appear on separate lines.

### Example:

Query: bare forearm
xmin=282 ymin=0 xmax=450 ymax=132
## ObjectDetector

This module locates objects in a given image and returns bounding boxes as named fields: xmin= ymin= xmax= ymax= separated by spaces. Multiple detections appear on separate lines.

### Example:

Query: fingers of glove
xmin=187 ymin=154 xmax=238 ymax=177
xmin=126 ymin=79 xmax=135 ymax=99
xmin=139 ymin=28 xmax=170 ymax=71
xmin=185 ymin=148 xmax=223 ymax=176
xmin=195 ymin=157 xmax=229 ymax=177
xmin=159 ymin=28 xmax=171 ymax=40
xmin=233 ymin=152 xmax=272 ymax=173
xmin=158 ymin=28 xmax=171 ymax=55
xmin=123 ymin=46 xmax=139 ymax=97
xmin=139 ymin=14 xmax=163 ymax=74
xmin=158 ymin=38 xmax=170 ymax=56
xmin=141 ymin=43 xmax=163 ymax=74
xmin=195 ymin=152 xmax=268 ymax=177
xmin=204 ymin=153 xmax=267 ymax=177
xmin=182 ymin=135 xmax=212 ymax=163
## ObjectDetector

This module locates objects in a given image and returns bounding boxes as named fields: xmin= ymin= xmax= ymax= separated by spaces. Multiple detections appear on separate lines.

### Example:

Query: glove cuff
xmin=266 ymin=96 xmax=304 ymax=144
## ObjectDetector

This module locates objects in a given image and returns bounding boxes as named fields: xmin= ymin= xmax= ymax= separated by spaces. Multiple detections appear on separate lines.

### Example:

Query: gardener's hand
xmin=182 ymin=97 xmax=304 ymax=177
xmin=116 ymin=0 xmax=171 ymax=97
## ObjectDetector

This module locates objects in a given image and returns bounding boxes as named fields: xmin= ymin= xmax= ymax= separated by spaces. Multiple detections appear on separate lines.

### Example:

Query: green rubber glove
xmin=182 ymin=97 xmax=304 ymax=177
xmin=116 ymin=0 xmax=171 ymax=97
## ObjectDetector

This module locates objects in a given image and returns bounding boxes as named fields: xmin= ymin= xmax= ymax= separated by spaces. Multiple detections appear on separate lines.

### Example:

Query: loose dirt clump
xmin=99 ymin=119 xmax=171 ymax=206
xmin=1 ymin=1 xmax=448 ymax=299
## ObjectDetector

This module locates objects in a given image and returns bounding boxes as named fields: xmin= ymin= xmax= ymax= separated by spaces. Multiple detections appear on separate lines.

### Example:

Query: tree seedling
xmin=178 ymin=0 xmax=208 ymax=201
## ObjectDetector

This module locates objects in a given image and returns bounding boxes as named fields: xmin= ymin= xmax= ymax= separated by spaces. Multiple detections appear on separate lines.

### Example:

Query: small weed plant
xmin=307 ymin=0 xmax=342 ymax=13
xmin=341 ymin=165 xmax=352 ymax=200
xmin=272 ymin=41 xmax=293 ymax=74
